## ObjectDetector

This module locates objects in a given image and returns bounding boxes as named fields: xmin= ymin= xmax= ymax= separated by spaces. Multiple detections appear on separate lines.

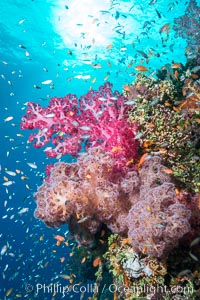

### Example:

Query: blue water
xmin=0 ymin=0 xmax=199 ymax=299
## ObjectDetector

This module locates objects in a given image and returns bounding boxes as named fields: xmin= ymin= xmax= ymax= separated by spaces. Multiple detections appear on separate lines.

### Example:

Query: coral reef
xmin=21 ymin=65 xmax=200 ymax=299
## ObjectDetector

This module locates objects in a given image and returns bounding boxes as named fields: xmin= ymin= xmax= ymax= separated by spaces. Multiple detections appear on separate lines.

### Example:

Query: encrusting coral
xmin=125 ymin=72 xmax=200 ymax=192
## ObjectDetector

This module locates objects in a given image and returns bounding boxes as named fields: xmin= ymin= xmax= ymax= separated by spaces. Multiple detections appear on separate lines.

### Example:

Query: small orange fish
xmin=123 ymin=273 xmax=129 ymax=286
xmin=158 ymin=147 xmax=167 ymax=153
xmin=134 ymin=65 xmax=149 ymax=72
xmin=93 ymin=257 xmax=101 ymax=267
xmin=92 ymin=18 xmax=99 ymax=24
xmin=148 ymin=122 xmax=155 ymax=127
xmin=174 ymin=70 xmax=179 ymax=80
xmin=114 ymin=291 xmax=118 ymax=300
xmin=191 ymin=73 xmax=199 ymax=79
xmin=195 ymin=118 xmax=200 ymax=124
xmin=162 ymin=168 xmax=173 ymax=174
xmin=110 ymin=242 xmax=117 ymax=247
xmin=21 ymin=176 xmax=29 ymax=180
xmin=60 ymin=257 xmax=65 ymax=263
xmin=106 ymin=44 xmax=113 ymax=49
xmin=125 ymin=158 xmax=134 ymax=167
xmin=100 ymin=229 xmax=105 ymax=237
xmin=123 ymin=84 xmax=131 ymax=92
xmin=85 ymin=174 xmax=92 ymax=179
xmin=138 ymin=153 xmax=148 ymax=168
xmin=81 ymin=257 xmax=86 ymax=264
xmin=171 ymin=63 xmax=182 ymax=69
xmin=44 ymin=262 xmax=49 ymax=267
xmin=39 ymin=236 xmax=43 ymax=241
xmin=76 ymin=212 xmax=81 ymax=219
xmin=121 ymin=237 xmax=132 ymax=245
xmin=54 ymin=235 xmax=65 ymax=242
xmin=6 ymin=288 xmax=13 ymax=297
xmin=179 ymin=164 xmax=187 ymax=170
xmin=111 ymin=146 xmax=123 ymax=153
xmin=142 ymin=246 xmax=147 ymax=254
xmin=91 ymin=64 xmax=102 ymax=69
xmin=159 ymin=23 xmax=170 ymax=34
xmin=142 ymin=141 xmax=154 ymax=148
xmin=173 ymin=106 xmax=180 ymax=112
xmin=99 ymin=239 xmax=105 ymax=244
xmin=147 ymin=205 xmax=151 ymax=211
xmin=128 ymin=61 xmax=133 ymax=68
xmin=59 ymin=274 xmax=70 ymax=280
xmin=175 ymin=188 xmax=180 ymax=196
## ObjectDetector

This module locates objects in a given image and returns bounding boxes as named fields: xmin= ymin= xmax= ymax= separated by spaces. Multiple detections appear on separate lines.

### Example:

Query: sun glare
xmin=52 ymin=0 xmax=115 ymax=49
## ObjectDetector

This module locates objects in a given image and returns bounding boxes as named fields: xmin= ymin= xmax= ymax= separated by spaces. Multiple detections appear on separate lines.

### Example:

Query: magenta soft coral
xmin=21 ymin=82 xmax=138 ymax=168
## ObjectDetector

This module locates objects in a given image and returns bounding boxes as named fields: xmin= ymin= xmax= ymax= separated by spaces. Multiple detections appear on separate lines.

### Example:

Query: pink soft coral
xmin=21 ymin=82 xmax=138 ymax=169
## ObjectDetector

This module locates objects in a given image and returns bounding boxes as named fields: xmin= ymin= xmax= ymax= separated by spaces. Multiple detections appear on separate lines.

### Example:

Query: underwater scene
xmin=0 ymin=0 xmax=200 ymax=299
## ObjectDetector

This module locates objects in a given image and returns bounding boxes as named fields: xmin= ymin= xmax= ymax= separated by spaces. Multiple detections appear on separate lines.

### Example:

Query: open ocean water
xmin=0 ymin=0 xmax=199 ymax=299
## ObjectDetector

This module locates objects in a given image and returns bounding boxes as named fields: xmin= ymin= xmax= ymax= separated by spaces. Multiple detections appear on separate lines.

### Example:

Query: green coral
xmin=123 ymin=73 xmax=183 ymax=103
xmin=126 ymin=73 xmax=200 ymax=192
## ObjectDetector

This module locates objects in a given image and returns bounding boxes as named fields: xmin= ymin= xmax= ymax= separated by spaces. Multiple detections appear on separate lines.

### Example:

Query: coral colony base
xmin=21 ymin=71 xmax=199 ymax=298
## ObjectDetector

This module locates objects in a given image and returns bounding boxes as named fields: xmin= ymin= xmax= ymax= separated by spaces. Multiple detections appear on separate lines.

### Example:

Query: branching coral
xmin=21 ymin=82 xmax=138 ymax=170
